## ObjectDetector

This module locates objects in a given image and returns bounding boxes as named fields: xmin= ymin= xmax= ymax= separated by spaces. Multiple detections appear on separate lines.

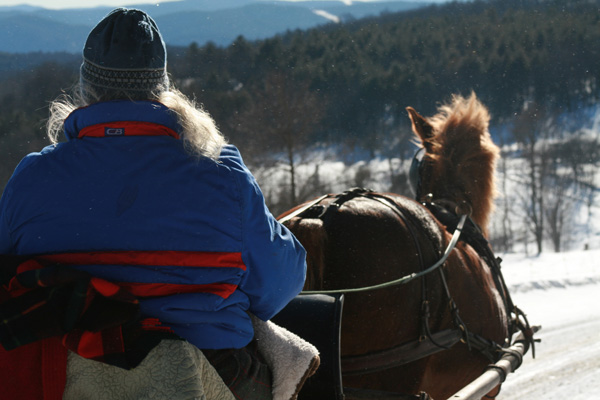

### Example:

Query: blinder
xmin=409 ymin=147 xmax=426 ymax=200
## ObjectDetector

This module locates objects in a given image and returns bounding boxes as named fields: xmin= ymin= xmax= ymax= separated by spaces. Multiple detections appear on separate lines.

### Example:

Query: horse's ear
xmin=407 ymin=107 xmax=435 ymax=151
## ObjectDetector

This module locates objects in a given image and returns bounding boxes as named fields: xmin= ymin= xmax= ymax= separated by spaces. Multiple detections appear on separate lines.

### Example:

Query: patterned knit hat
xmin=80 ymin=8 xmax=168 ymax=93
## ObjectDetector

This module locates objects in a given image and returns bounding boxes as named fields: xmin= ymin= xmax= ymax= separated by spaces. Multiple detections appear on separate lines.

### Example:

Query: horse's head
xmin=407 ymin=92 xmax=500 ymax=236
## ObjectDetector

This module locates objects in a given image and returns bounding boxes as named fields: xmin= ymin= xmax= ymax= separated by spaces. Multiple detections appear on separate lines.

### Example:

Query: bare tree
xmin=559 ymin=134 xmax=600 ymax=250
xmin=543 ymin=164 xmax=573 ymax=252
xmin=512 ymin=102 xmax=554 ymax=254
xmin=512 ymin=107 xmax=600 ymax=253
xmin=232 ymin=72 xmax=326 ymax=212
xmin=491 ymin=135 xmax=516 ymax=253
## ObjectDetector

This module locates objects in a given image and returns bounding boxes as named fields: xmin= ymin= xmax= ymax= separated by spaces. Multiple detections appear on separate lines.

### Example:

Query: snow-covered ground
xmin=496 ymin=250 xmax=600 ymax=399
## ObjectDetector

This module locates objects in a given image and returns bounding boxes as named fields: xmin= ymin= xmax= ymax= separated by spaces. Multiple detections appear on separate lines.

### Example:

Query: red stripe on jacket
xmin=119 ymin=282 xmax=238 ymax=299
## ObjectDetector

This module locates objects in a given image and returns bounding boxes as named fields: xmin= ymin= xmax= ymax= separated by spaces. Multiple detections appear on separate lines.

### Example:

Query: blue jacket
xmin=0 ymin=100 xmax=306 ymax=349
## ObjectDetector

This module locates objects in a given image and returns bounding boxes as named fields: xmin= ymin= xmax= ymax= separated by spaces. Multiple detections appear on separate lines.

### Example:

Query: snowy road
xmin=493 ymin=252 xmax=600 ymax=399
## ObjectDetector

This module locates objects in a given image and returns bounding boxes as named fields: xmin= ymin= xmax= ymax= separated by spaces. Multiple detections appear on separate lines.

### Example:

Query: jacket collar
xmin=63 ymin=100 xmax=181 ymax=141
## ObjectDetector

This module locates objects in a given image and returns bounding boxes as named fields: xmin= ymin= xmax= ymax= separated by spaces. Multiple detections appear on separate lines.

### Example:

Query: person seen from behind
xmin=0 ymin=8 xmax=306 ymax=400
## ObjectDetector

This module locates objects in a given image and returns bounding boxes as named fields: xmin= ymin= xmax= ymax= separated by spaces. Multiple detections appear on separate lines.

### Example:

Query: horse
xmin=279 ymin=93 xmax=520 ymax=399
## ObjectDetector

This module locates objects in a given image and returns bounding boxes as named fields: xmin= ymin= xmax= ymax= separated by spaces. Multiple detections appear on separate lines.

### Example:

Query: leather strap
xmin=341 ymin=329 xmax=462 ymax=376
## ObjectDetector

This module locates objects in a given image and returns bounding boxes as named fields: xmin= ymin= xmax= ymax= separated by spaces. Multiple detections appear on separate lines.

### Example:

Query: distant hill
xmin=0 ymin=1 xmax=427 ymax=53
xmin=0 ymin=13 xmax=90 ymax=53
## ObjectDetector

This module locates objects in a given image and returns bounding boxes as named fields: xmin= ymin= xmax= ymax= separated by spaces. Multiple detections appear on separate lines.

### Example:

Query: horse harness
xmin=279 ymin=187 xmax=537 ymax=376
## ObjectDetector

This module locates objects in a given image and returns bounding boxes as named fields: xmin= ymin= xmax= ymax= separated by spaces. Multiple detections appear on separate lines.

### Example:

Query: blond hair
xmin=46 ymin=83 xmax=227 ymax=160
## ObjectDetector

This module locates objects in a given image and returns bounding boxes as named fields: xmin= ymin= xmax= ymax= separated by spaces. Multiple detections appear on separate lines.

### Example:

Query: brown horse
xmin=279 ymin=93 xmax=515 ymax=399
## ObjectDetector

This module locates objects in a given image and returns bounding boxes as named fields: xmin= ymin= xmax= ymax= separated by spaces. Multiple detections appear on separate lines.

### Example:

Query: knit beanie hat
xmin=80 ymin=8 xmax=168 ymax=94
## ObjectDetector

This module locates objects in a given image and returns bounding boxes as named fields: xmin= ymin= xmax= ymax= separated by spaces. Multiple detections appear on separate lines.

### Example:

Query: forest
xmin=1 ymin=0 xmax=599 ymax=253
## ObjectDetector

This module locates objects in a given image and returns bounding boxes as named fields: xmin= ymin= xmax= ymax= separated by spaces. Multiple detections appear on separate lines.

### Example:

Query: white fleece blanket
xmin=63 ymin=319 xmax=319 ymax=400
xmin=252 ymin=316 xmax=320 ymax=400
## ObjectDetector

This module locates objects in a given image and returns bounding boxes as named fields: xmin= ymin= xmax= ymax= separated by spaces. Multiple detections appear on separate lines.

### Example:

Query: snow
xmin=312 ymin=9 xmax=341 ymax=23
xmin=496 ymin=249 xmax=600 ymax=399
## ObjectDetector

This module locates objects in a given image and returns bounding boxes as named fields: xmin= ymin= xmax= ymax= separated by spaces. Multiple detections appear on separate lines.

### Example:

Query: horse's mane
xmin=422 ymin=93 xmax=499 ymax=235
xmin=428 ymin=94 xmax=491 ymax=146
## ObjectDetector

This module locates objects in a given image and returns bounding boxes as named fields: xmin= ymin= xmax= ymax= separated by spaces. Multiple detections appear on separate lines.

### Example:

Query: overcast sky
xmin=0 ymin=0 xmax=445 ymax=10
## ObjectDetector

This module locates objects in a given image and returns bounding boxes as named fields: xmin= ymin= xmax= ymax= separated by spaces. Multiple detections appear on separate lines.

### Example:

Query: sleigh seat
xmin=272 ymin=293 xmax=345 ymax=400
